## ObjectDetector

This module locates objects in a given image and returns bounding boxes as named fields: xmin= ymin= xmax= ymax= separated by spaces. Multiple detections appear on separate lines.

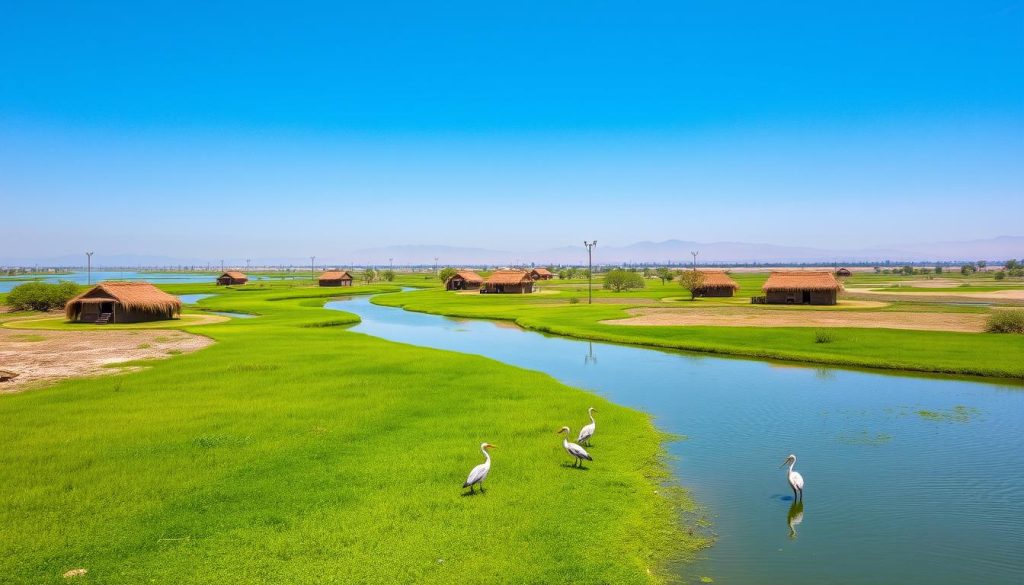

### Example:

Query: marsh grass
xmin=814 ymin=329 xmax=836 ymax=344
xmin=0 ymin=281 xmax=703 ymax=583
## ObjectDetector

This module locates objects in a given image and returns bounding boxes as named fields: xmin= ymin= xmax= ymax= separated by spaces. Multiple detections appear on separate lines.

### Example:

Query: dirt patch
xmin=0 ymin=328 xmax=213 ymax=391
xmin=853 ymin=288 xmax=1024 ymax=301
xmin=604 ymin=307 xmax=989 ymax=333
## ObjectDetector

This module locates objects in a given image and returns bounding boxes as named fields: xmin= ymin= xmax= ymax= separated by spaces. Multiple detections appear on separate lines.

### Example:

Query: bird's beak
xmin=487 ymin=444 xmax=496 ymax=449
xmin=779 ymin=460 xmax=788 ymax=468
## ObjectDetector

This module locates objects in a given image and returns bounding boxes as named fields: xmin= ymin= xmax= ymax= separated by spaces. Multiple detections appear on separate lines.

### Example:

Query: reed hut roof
xmin=531 ymin=268 xmax=554 ymax=276
xmin=452 ymin=270 xmax=484 ymax=284
xmin=485 ymin=270 xmax=532 ymax=285
xmin=762 ymin=271 xmax=843 ymax=292
xmin=319 ymin=270 xmax=353 ymax=281
xmin=66 ymin=282 xmax=182 ymax=318
xmin=220 ymin=271 xmax=247 ymax=279
xmin=697 ymin=270 xmax=739 ymax=289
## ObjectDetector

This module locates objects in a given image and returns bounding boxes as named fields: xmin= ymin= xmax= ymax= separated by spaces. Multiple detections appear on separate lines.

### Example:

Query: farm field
xmin=0 ymin=279 xmax=703 ymax=583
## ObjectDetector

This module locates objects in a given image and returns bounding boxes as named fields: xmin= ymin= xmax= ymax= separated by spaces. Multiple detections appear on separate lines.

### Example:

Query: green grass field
xmin=374 ymin=282 xmax=1024 ymax=380
xmin=0 ymin=281 xmax=705 ymax=583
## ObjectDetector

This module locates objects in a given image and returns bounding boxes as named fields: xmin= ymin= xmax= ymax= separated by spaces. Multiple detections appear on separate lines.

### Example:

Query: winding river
xmin=329 ymin=292 xmax=1023 ymax=584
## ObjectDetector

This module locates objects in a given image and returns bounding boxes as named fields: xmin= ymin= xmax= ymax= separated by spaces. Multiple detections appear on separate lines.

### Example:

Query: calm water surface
xmin=328 ymin=293 xmax=1024 ymax=584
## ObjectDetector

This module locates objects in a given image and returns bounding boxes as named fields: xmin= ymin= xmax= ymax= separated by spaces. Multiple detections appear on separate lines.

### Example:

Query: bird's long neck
xmin=589 ymin=411 xmax=596 ymax=425
xmin=481 ymin=446 xmax=491 ymax=465
xmin=788 ymin=459 xmax=796 ymax=473
xmin=562 ymin=431 xmax=571 ymax=447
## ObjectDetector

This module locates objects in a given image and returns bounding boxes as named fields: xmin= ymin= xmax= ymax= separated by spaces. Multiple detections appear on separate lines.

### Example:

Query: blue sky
xmin=2 ymin=1 xmax=1022 ymax=262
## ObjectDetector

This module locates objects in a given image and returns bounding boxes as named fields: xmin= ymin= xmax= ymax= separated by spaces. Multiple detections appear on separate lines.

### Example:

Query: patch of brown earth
xmin=0 ymin=328 xmax=213 ymax=391
xmin=603 ymin=307 xmax=989 ymax=333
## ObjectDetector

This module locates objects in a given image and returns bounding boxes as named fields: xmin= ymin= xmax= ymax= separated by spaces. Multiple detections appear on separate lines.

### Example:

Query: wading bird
xmin=577 ymin=407 xmax=597 ymax=446
xmin=780 ymin=454 xmax=804 ymax=500
xmin=558 ymin=427 xmax=593 ymax=467
xmin=463 ymin=443 xmax=495 ymax=493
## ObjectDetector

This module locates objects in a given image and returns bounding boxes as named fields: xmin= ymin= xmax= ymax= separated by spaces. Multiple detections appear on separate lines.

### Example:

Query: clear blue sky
xmin=2 ymin=1 xmax=1022 ymax=262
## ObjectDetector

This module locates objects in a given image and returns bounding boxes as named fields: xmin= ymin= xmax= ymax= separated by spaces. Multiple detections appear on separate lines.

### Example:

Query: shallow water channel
xmin=328 ymin=293 xmax=1024 ymax=584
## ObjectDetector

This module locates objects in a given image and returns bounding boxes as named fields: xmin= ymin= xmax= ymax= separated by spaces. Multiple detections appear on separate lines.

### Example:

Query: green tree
xmin=900 ymin=265 xmax=914 ymax=276
xmin=960 ymin=264 xmax=976 ymax=275
xmin=977 ymin=260 xmax=987 ymax=272
xmin=994 ymin=271 xmax=1006 ymax=281
xmin=1005 ymin=259 xmax=1019 ymax=271
xmin=602 ymin=269 xmax=645 ymax=292
xmin=362 ymin=268 xmax=377 ymax=284
xmin=935 ymin=265 xmax=943 ymax=274
xmin=380 ymin=269 xmax=395 ymax=282
xmin=438 ymin=267 xmax=457 ymax=285
xmin=678 ymin=270 xmax=706 ymax=301
xmin=655 ymin=267 xmax=675 ymax=285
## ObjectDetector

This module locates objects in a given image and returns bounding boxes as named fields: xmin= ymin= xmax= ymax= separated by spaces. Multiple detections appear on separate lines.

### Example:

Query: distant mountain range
xmin=4 ymin=236 xmax=1021 ymax=268
xmin=351 ymin=236 xmax=1024 ymax=265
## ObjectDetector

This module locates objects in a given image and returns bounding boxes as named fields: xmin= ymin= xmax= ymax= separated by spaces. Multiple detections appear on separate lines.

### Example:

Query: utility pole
xmin=584 ymin=241 xmax=597 ymax=304
xmin=690 ymin=250 xmax=699 ymax=271
xmin=86 ymin=252 xmax=94 ymax=285
xmin=434 ymin=257 xmax=439 ymax=275
xmin=220 ymin=259 xmax=224 ymax=273
xmin=389 ymin=257 xmax=393 ymax=271
xmin=310 ymin=256 xmax=316 ymax=281
xmin=246 ymin=258 xmax=251 ymax=271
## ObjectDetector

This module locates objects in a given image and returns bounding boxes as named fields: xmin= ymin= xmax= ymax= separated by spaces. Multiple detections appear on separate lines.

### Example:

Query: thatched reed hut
xmin=319 ymin=270 xmax=353 ymax=287
xmin=217 ymin=271 xmax=248 ymax=285
xmin=835 ymin=267 xmax=852 ymax=277
xmin=529 ymin=268 xmax=555 ymax=280
xmin=65 ymin=282 xmax=182 ymax=324
xmin=694 ymin=270 xmax=739 ymax=297
xmin=762 ymin=271 xmax=843 ymax=305
xmin=482 ymin=270 xmax=534 ymax=294
xmin=446 ymin=270 xmax=484 ymax=291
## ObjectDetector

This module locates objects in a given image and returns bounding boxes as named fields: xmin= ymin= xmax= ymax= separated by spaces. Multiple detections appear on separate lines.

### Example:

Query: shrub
xmin=568 ymin=297 xmax=580 ymax=304
xmin=986 ymin=310 xmax=1024 ymax=334
xmin=935 ymin=266 xmax=943 ymax=274
xmin=6 ymin=280 xmax=81 ymax=311
xmin=602 ymin=269 xmax=645 ymax=292
xmin=814 ymin=329 xmax=835 ymax=344
xmin=994 ymin=271 xmax=1006 ymax=281
xmin=438 ymin=267 xmax=457 ymax=284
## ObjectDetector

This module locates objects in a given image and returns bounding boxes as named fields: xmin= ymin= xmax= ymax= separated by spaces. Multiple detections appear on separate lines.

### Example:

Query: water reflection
xmin=787 ymin=501 xmax=805 ymax=539
xmin=584 ymin=342 xmax=598 ymax=365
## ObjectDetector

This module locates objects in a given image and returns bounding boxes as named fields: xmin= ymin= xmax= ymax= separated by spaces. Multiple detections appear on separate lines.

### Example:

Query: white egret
xmin=780 ymin=454 xmax=804 ymax=500
xmin=577 ymin=407 xmax=597 ymax=446
xmin=463 ymin=443 xmax=495 ymax=493
xmin=557 ymin=426 xmax=593 ymax=467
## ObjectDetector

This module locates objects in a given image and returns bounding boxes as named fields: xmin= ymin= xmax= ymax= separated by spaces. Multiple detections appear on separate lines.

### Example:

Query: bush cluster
xmin=986 ymin=310 xmax=1024 ymax=334
xmin=6 ymin=280 xmax=81 ymax=311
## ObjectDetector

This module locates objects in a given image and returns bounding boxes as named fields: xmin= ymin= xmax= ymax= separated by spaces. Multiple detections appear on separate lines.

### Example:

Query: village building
xmin=318 ymin=270 xmax=354 ymax=287
xmin=835 ymin=267 xmax=852 ymax=277
xmin=216 ymin=271 xmax=248 ymax=285
xmin=762 ymin=271 xmax=843 ymax=305
xmin=529 ymin=268 xmax=555 ymax=280
xmin=482 ymin=270 xmax=535 ymax=294
xmin=445 ymin=270 xmax=484 ymax=291
xmin=65 ymin=282 xmax=182 ymax=324
xmin=694 ymin=270 xmax=739 ymax=297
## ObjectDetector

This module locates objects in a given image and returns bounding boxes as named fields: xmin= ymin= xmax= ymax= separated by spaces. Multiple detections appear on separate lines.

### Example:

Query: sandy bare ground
xmin=0 ymin=328 xmax=213 ymax=391
xmin=603 ymin=307 xmax=990 ymax=332
xmin=851 ymin=288 xmax=1024 ymax=301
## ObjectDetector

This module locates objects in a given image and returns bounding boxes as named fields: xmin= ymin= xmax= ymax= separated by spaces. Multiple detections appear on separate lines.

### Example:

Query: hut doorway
xmin=100 ymin=302 xmax=113 ymax=313
xmin=802 ymin=291 xmax=811 ymax=304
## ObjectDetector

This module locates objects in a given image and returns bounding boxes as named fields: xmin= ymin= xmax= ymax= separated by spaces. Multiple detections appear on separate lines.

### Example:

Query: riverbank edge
xmin=370 ymin=293 xmax=1024 ymax=382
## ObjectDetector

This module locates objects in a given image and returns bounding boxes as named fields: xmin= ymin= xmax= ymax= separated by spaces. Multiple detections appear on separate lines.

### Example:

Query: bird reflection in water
xmin=787 ymin=500 xmax=804 ymax=539
xmin=584 ymin=342 xmax=597 ymax=365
